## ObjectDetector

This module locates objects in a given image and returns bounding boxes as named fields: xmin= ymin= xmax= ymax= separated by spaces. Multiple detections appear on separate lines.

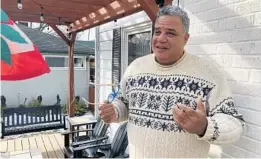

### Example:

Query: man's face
xmin=152 ymin=15 xmax=189 ymax=65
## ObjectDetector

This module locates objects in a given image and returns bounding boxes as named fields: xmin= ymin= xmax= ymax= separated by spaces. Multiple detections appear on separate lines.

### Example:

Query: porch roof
xmin=2 ymin=0 xmax=172 ymax=33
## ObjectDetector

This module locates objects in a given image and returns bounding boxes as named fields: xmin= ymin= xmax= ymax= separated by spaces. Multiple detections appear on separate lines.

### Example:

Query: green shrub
xmin=62 ymin=103 xmax=67 ymax=114
xmin=62 ymin=98 xmax=89 ymax=116
xmin=26 ymin=98 xmax=41 ymax=107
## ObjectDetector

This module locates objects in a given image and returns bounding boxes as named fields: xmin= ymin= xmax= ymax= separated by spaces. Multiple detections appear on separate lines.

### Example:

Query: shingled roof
xmin=17 ymin=24 xmax=95 ymax=55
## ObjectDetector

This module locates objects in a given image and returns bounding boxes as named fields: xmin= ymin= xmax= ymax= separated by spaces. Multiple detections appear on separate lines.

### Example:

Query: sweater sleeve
xmin=198 ymin=76 xmax=244 ymax=145
xmin=111 ymin=64 xmax=133 ymax=122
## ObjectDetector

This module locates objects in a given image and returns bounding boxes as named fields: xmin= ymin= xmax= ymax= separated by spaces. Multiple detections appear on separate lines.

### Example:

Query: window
xmin=18 ymin=21 xmax=29 ymax=27
xmin=45 ymin=57 xmax=67 ymax=67
xmin=74 ymin=58 xmax=85 ymax=67
xmin=128 ymin=31 xmax=151 ymax=65
xmin=121 ymin=21 xmax=152 ymax=74
xmin=89 ymin=57 xmax=95 ymax=82
xmin=44 ymin=56 xmax=85 ymax=68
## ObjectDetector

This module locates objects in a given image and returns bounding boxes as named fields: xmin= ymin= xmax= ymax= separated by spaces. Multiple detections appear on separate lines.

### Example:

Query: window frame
xmin=121 ymin=21 xmax=152 ymax=75
xmin=43 ymin=54 xmax=87 ymax=70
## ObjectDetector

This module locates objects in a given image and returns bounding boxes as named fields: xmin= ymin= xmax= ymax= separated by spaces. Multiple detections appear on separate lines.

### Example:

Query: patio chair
xmin=62 ymin=117 xmax=109 ymax=158
xmin=72 ymin=122 xmax=129 ymax=158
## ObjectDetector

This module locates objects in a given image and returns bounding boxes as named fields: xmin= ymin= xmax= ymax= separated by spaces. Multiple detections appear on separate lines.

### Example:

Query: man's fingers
xmin=172 ymin=106 xmax=185 ymax=124
xmin=99 ymin=109 xmax=115 ymax=117
xmin=196 ymin=96 xmax=206 ymax=114
xmin=173 ymin=105 xmax=182 ymax=116
xmin=103 ymin=100 xmax=109 ymax=104
xmin=177 ymin=104 xmax=196 ymax=116
xmin=99 ymin=109 xmax=116 ymax=123
xmin=99 ymin=103 xmax=114 ymax=110
xmin=99 ymin=106 xmax=114 ymax=111
xmin=99 ymin=105 xmax=115 ymax=115
xmin=101 ymin=116 xmax=112 ymax=123
xmin=176 ymin=105 xmax=191 ymax=124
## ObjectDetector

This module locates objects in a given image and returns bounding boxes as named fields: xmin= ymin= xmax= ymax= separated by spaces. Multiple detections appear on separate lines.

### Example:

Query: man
xmin=99 ymin=5 xmax=244 ymax=158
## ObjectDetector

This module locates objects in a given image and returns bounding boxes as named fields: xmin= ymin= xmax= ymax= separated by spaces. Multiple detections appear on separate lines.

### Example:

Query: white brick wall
xmin=250 ymin=70 xmax=261 ymax=83
xmin=185 ymin=0 xmax=261 ymax=157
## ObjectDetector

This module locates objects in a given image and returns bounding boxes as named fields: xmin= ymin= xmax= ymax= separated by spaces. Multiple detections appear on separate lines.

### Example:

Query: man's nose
xmin=157 ymin=33 xmax=167 ymax=42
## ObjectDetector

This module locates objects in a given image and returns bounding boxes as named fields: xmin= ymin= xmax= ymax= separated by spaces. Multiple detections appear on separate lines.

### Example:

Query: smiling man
xmin=99 ymin=5 xmax=244 ymax=158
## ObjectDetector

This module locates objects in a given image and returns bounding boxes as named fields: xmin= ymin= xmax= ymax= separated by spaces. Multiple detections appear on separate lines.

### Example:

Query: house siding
xmin=184 ymin=0 xmax=261 ymax=158
xmin=1 ymin=56 xmax=89 ymax=106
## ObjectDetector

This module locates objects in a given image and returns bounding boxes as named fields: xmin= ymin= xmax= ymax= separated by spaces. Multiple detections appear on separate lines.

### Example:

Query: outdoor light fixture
xmin=40 ymin=7 xmax=44 ymax=21
xmin=155 ymin=0 xmax=165 ymax=8
xmin=58 ymin=17 xmax=61 ymax=25
xmin=113 ymin=19 xmax=118 ymax=28
xmin=17 ymin=0 xmax=23 ymax=9
xmin=40 ymin=13 xmax=44 ymax=21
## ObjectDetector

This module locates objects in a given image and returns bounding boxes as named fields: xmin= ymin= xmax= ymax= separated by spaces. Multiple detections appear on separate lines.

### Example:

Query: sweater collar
xmin=153 ymin=51 xmax=188 ymax=69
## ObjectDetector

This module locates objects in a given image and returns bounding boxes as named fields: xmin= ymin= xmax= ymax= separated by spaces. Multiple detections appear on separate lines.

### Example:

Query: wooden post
xmin=137 ymin=0 xmax=173 ymax=21
xmin=49 ymin=24 xmax=77 ymax=117
xmin=68 ymin=32 xmax=77 ymax=117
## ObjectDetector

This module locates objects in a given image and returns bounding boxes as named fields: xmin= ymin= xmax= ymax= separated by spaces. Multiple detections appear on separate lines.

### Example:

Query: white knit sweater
xmin=112 ymin=51 xmax=244 ymax=158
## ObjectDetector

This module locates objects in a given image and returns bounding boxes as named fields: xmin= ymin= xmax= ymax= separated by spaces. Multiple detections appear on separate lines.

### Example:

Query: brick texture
xmin=185 ymin=0 xmax=261 ymax=157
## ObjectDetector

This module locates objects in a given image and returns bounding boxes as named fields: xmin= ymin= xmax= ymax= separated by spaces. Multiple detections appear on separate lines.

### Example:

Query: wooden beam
xmin=78 ymin=15 xmax=94 ymax=29
xmin=137 ymin=0 xmax=173 ymax=21
xmin=64 ymin=0 xmax=115 ymax=7
xmin=68 ymin=32 xmax=77 ymax=117
xmin=7 ymin=15 xmax=68 ymax=25
xmin=137 ymin=0 xmax=157 ymax=21
xmin=6 ymin=11 xmax=77 ymax=23
xmin=74 ymin=7 xmax=142 ymax=32
xmin=70 ymin=0 xmax=142 ymax=32
xmin=105 ymin=5 xmax=118 ymax=17
xmin=33 ymin=0 xmax=103 ymax=11
xmin=3 ymin=6 xmax=85 ymax=20
xmin=9 ymin=17 xmax=58 ymax=25
xmin=96 ymin=6 xmax=117 ymax=20
xmin=117 ymin=0 xmax=133 ymax=11
xmin=49 ymin=24 xmax=70 ymax=45
xmin=2 ymin=1 xmax=98 ymax=22
xmin=70 ymin=31 xmax=77 ymax=43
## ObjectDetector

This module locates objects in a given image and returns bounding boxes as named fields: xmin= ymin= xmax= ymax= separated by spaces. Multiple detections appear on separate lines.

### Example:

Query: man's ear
xmin=184 ymin=33 xmax=190 ymax=45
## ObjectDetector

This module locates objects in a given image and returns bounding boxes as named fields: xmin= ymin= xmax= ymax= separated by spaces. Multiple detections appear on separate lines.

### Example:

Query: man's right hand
xmin=98 ymin=101 xmax=117 ymax=123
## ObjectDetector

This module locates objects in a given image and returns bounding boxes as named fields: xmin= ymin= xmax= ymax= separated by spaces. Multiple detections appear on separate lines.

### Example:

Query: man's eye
xmin=154 ymin=31 xmax=160 ymax=35
xmin=167 ymin=32 xmax=176 ymax=36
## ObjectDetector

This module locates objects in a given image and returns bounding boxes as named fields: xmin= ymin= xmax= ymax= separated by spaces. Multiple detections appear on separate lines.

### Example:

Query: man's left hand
xmin=172 ymin=97 xmax=208 ymax=136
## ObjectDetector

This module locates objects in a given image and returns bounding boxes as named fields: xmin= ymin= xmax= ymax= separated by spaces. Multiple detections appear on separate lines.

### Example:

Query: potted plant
xmin=62 ymin=96 xmax=90 ymax=116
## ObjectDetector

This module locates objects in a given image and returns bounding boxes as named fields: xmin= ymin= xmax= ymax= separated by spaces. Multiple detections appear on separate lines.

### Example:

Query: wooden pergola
xmin=2 ymin=0 xmax=172 ymax=117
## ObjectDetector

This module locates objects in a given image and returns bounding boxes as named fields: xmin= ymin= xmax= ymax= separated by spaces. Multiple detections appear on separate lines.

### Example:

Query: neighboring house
xmin=1 ymin=24 xmax=95 ymax=106
xmin=95 ymin=0 xmax=261 ymax=158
